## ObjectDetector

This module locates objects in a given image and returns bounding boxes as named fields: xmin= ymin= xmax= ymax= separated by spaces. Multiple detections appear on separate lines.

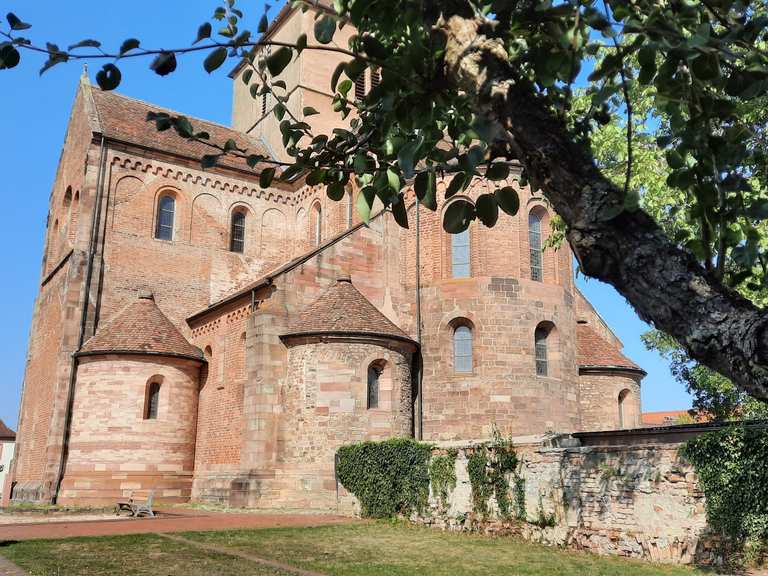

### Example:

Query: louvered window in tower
xmin=355 ymin=71 xmax=366 ymax=101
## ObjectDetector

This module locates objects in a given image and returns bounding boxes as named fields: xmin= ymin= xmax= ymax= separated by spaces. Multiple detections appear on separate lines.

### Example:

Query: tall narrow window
xmin=618 ymin=389 xmax=630 ymax=428
xmin=230 ymin=211 xmax=246 ymax=253
xmin=451 ymin=228 xmax=470 ymax=278
xmin=535 ymin=325 xmax=549 ymax=376
xmin=346 ymin=189 xmax=354 ymax=228
xmin=155 ymin=195 xmax=175 ymax=241
xmin=355 ymin=71 xmax=366 ymax=101
xmin=529 ymin=211 xmax=543 ymax=281
xmin=367 ymin=364 xmax=381 ymax=409
xmin=453 ymin=325 xmax=473 ymax=373
xmin=146 ymin=382 xmax=161 ymax=419
xmin=312 ymin=203 xmax=322 ymax=246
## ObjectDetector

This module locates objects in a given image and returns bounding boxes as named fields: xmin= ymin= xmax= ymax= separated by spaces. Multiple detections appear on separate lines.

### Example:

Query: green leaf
xmin=201 ymin=154 xmax=219 ymax=169
xmin=386 ymin=168 xmax=400 ymax=193
xmin=119 ymin=38 xmax=140 ymax=56
xmin=361 ymin=35 xmax=388 ymax=60
xmin=327 ymin=181 xmax=346 ymax=201
xmin=494 ymin=186 xmax=520 ymax=216
xmin=250 ymin=83 xmax=260 ymax=99
xmin=314 ymin=16 xmax=336 ymax=44
xmin=306 ymin=169 xmax=326 ymax=186
xmin=0 ymin=44 xmax=20 ymax=70
xmin=331 ymin=62 xmax=345 ymax=92
xmin=246 ymin=154 xmax=264 ymax=168
xmin=6 ymin=13 xmax=31 ymax=31
xmin=266 ymin=46 xmax=292 ymax=77
xmin=68 ymin=39 xmax=101 ymax=50
xmin=194 ymin=22 xmax=212 ymax=44
xmin=242 ymin=69 xmax=253 ymax=84
xmin=392 ymin=195 xmax=409 ymax=229
xmin=204 ymin=46 xmax=228 ymax=73
xmin=443 ymin=200 xmax=475 ymax=234
xmin=296 ymin=33 xmax=308 ymax=53
xmin=150 ymin=51 xmax=177 ymax=76
xmin=338 ymin=79 xmax=353 ymax=96
xmin=414 ymin=171 xmax=437 ymax=211
xmin=303 ymin=106 xmax=320 ymax=116
xmin=258 ymin=13 xmax=269 ymax=33
xmin=666 ymin=150 xmax=685 ymax=169
xmin=259 ymin=167 xmax=276 ymax=188
xmin=95 ymin=63 xmax=121 ymax=91
xmin=475 ymin=194 xmax=499 ymax=227
xmin=486 ymin=163 xmax=509 ymax=181
xmin=357 ymin=186 xmax=376 ymax=224
xmin=446 ymin=172 xmax=469 ymax=199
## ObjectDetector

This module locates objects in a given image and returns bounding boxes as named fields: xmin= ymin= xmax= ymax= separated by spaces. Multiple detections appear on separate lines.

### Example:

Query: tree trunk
xmin=440 ymin=14 xmax=768 ymax=402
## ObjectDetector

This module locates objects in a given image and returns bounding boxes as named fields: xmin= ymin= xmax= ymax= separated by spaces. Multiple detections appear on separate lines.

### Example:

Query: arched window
xmin=451 ymin=228 xmax=470 ymax=278
xmin=311 ymin=202 xmax=322 ymax=246
xmin=453 ymin=324 xmax=473 ymax=373
xmin=145 ymin=381 xmax=161 ymax=419
xmin=367 ymin=363 xmax=382 ymax=409
xmin=155 ymin=195 xmax=175 ymax=241
xmin=618 ymin=389 xmax=631 ymax=428
xmin=529 ymin=210 xmax=544 ymax=281
xmin=534 ymin=324 xmax=550 ymax=376
xmin=63 ymin=187 xmax=72 ymax=210
xmin=230 ymin=210 xmax=246 ymax=253
xmin=346 ymin=189 xmax=354 ymax=228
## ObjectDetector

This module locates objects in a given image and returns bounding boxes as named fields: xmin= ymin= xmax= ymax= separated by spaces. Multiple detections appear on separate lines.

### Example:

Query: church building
xmin=10 ymin=2 xmax=644 ymax=508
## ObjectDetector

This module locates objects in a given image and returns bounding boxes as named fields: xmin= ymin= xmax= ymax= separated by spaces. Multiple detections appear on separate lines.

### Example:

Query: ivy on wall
xmin=682 ymin=424 xmax=768 ymax=562
xmin=429 ymin=449 xmax=458 ymax=512
xmin=467 ymin=431 xmax=519 ymax=519
xmin=336 ymin=438 xmax=432 ymax=518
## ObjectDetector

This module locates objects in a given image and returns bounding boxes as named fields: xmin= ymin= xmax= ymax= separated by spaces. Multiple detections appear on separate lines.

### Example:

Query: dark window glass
xmin=535 ymin=326 xmax=548 ymax=376
xmin=529 ymin=212 xmax=543 ymax=281
xmin=451 ymin=228 xmax=470 ymax=278
xmin=230 ymin=211 xmax=246 ymax=253
xmin=313 ymin=205 xmax=322 ymax=246
xmin=146 ymin=382 xmax=161 ymax=419
xmin=454 ymin=325 xmax=473 ymax=373
xmin=155 ymin=195 xmax=175 ymax=241
xmin=367 ymin=365 xmax=381 ymax=409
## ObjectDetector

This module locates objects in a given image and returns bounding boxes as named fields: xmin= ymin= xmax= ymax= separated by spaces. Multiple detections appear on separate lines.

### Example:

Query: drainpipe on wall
xmin=51 ymin=135 xmax=107 ymax=504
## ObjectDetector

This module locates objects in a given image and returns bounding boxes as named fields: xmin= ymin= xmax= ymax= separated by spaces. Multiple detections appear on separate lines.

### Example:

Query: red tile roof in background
xmin=0 ymin=419 xmax=15 ymax=441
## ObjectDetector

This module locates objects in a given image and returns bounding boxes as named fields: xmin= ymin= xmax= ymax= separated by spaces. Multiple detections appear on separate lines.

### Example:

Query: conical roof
xmin=79 ymin=292 xmax=203 ymax=361
xmin=576 ymin=324 xmax=643 ymax=373
xmin=283 ymin=277 xmax=414 ymax=343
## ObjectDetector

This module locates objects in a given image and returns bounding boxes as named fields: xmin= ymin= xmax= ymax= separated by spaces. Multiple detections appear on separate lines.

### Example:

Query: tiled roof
xmin=576 ymin=324 xmax=643 ymax=372
xmin=0 ymin=419 xmax=15 ymax=441
xmin=641 ymin=410 xmax=709 ymax=426
xmin=283 ymin=277 xmax=414 ymax=343
xmin=90 ymin=88 xmax=270 ymax=171
xmin=79 ymin=292 xmax=203 ymax=361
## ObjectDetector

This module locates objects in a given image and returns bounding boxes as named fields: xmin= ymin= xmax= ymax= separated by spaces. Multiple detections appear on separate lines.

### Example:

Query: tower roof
xmin=79 ymin=292 xmax=204 ymax=361
xmin=282 ymin=277 xmax=414 ymax=344
xmin=576 ymin=324 xmax=644 ymax=373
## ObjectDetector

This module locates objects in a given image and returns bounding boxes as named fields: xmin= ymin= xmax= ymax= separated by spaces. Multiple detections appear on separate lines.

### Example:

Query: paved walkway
xmin=0 ymin=508 xmax=355 ymax=542
xmin=0 ymin=556 xmax=27 ymax=576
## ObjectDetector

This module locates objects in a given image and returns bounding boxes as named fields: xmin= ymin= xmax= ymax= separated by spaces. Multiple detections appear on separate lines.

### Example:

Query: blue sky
xmin=0 ymin=1 xmax=691 ymax=430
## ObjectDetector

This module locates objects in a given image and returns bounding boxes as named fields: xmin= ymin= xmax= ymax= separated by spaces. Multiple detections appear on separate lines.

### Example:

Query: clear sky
xmin=0 ymin=1 xmax=692 ymax=430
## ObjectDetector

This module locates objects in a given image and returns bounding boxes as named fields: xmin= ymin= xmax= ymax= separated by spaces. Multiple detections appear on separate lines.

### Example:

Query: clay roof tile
xmin=576 ymin=324 xmax=643 ymax=372
xmin=0 ymin=419 xmax=15 ymax=441
xmin=283 ymin=277 xmax=414 ymax=343
xmin=79 ymin=292 xmax=203 ymax=361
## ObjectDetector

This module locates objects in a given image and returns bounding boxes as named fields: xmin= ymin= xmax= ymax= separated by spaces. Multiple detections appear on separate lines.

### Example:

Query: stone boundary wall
xmin=337 ymin=435 xmax=721 ymax=565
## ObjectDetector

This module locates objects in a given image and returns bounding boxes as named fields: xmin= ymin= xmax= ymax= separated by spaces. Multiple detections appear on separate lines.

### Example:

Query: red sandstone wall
xmin=58 ymin=355 xmax=200 ymax=505
xmin=579 ymin=371 xmax=642 ymax=431
xmin=12 ymin=80 xmax=100 ymax=501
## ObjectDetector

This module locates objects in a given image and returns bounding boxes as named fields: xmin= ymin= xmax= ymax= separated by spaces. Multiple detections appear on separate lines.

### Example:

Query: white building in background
xmin=0 ymin=419 xmax=16 ymax=506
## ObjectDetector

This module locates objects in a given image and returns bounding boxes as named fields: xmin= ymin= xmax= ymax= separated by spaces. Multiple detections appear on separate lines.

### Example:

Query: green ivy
xmin=467 ymin=431 xmax=519 ymax=519
xmin=681 ymin=424 xmax=768 ymax=562
xmin=429 ymin=449 xmax=458 ymax=511
xmin=336 ymin=438 xmax=432 ymax=519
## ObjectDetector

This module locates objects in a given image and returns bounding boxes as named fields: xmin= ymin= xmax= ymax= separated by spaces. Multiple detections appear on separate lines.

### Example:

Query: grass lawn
xmin=1 ymin=521 xmax=709 ymax=575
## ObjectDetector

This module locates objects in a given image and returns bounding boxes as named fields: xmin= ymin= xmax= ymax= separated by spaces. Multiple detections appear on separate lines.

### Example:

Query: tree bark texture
xmin=440 ymin=14 xmax=768 ymax=402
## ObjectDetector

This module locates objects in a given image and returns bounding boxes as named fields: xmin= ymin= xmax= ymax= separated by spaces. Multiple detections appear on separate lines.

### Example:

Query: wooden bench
xmin=116 ymin=490 xmax=155 ymax=518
